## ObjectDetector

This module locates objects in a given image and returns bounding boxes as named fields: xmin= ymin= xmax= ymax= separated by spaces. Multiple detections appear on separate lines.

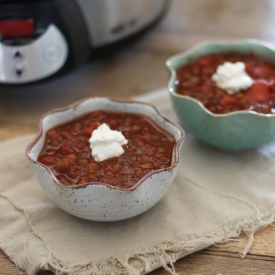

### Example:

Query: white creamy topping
xmin=89 ymin=123 xmax=128 ymax=162
xmin=211 ymin=61 xmax=253 ymax=95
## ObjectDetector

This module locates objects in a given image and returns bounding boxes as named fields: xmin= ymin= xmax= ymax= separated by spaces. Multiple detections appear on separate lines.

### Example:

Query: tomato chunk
xmin=252 ymin=65 xmax=273 ymax=78
xmin=219 ymin=95 xmax=238 ymax=107
xmin=39 ymin=156 xmax=55 ymax=165
xmin=196 ymin=56 xmax=212 ymax=66
xmin=243 ymin=81 xmax=270 ymax=102
xmin=84 ymin=121 xmax=100 ymax=136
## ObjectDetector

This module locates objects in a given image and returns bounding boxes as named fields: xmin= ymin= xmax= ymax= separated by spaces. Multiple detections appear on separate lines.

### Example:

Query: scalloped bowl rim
xmin=166 ymin=39 xmax=275 ymax=118
xmin=25 ymin=97 xmax=185 ymax=191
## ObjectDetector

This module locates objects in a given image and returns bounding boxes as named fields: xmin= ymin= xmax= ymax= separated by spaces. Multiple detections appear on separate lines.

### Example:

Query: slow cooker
xmin=0 ymin=0 xmax=169 ymax=84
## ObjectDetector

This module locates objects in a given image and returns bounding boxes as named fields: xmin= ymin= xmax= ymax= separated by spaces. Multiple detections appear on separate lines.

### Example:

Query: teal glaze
xmin=167 ymin=39 xmax=275 ymax=150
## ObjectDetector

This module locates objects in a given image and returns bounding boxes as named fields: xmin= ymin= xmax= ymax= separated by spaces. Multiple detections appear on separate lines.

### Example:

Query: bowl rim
xmin=25 ymin=97 xmax=185 ymax=191
xmin=166 ymin=38 xmax=275 ymax=118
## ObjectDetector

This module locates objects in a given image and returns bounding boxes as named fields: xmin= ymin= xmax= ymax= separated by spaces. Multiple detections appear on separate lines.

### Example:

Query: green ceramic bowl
xmin=166 ymin=39 xmax=275 ymax=150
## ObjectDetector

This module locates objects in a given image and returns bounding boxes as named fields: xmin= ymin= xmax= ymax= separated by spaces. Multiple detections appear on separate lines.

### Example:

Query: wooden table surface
xmin=1 ymin=0 xmax=275 ymax=274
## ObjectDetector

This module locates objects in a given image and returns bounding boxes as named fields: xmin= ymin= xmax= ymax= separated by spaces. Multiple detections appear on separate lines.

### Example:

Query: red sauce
xmin=176 ymin=53 xmax=275 ymax=114
xmin=38 ymin=111 xmax=175 ymax=189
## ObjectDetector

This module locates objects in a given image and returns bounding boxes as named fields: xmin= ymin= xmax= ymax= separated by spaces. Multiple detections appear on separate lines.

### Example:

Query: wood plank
xmin=151 ymin=251 xmax=275 ymax=275
xmin=208 ymin=225 xmax=275 ymax=257
xmin=0 ymin=125 xmax=36 ymax=142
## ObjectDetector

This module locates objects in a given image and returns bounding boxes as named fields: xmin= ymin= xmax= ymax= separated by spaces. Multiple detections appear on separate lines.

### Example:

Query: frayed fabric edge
xmin=25 ymin=207 xmax=275 ymax=275
xmin=1 ymin=191 xmax=274 ymax=275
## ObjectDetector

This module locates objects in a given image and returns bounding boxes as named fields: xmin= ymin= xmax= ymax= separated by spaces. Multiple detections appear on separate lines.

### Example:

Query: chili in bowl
xmin=26 ymin=98 xmax=185 ymax=221
xmin=166 ymin=39 xmax=275 ymax=150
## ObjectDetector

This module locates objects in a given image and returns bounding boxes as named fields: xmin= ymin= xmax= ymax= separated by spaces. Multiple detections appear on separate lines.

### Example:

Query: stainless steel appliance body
xmin=0 ymin=0 xmax=168 ymax=84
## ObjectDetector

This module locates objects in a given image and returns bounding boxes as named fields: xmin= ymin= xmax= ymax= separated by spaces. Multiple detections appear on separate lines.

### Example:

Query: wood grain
xmin=1 ymin=0 xmax=275 ymax=274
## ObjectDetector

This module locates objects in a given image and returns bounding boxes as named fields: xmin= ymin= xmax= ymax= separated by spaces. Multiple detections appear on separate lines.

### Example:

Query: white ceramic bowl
xmin=26 ymin=98 xmax=185 ymax=222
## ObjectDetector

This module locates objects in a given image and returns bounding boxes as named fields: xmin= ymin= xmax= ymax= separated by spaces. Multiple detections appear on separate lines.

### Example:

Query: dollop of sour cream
xmin=89 ymin=123 xmax=128 ymax=162
xmin=211 ymin=61 xmax=253 ymax=95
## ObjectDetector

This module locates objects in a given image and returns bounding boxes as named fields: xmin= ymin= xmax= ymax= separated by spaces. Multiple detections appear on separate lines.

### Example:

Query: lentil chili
xmin=176 ymin=53 xmax=275 ymax=114
xmin=38 ymin=111 xmax=175 ymax=189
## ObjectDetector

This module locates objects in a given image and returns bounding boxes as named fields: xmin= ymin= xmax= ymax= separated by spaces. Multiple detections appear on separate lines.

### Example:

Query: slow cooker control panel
xmin=0 ymin=2 xmax=70 ymax=84
xmin=0 ymin=23 xmax=68 ymax=84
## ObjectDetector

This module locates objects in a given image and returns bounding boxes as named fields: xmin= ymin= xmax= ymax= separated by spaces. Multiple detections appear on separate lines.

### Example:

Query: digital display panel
xmin=0 ymin=19 xmax=34 ymax=37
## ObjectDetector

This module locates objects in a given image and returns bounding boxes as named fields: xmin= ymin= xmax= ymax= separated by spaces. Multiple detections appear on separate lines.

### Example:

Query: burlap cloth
xmin=1 ymin=89 xmax=275 ymax=275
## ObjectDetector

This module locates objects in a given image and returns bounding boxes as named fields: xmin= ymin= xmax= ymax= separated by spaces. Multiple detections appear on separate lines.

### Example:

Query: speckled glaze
xmin=166 ymin=39 xmax=275 ymax=150
xmin=25 ymin=98 xmax=185 ymax=222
